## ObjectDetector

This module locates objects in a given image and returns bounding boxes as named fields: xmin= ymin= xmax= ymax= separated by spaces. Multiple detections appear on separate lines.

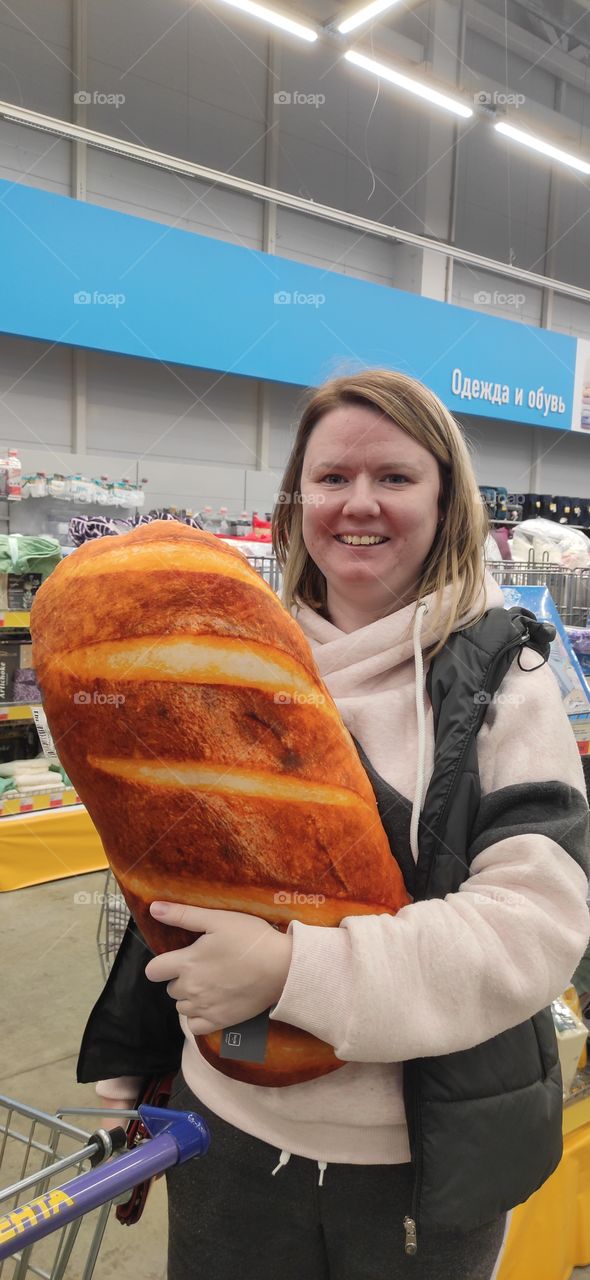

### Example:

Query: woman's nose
xmin=341 ymin=482 xmax=380 ymax=515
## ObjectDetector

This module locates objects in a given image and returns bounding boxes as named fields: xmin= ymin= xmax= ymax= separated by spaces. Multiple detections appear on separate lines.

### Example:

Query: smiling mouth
xmin=334 ymin=534 xmax=390 ymax=546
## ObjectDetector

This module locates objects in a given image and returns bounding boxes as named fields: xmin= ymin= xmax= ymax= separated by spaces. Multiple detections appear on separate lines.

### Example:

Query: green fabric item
xmin=0 ymin=774 xmax=17 ymax=795
xmin=49 ymin=762 xmax=72 ymax=788
xmin=0 ymin=534 xmax=61 ymax=577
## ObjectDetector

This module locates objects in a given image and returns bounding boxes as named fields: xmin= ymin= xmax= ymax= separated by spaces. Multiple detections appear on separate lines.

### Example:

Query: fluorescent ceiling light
xmin=213 ymin=0 xmax=318 ymax=40
xmin=344 ymin=49 xmax=473 ymax=118
xmin=338 ymin=0 xmax=403 ymax=35
xmin=494 ymin=120 xmax=590 ymax=174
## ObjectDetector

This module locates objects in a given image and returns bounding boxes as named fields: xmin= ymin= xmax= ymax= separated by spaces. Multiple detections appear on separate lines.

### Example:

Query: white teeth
xmin=336 ymin=534 xmax=388 ymax=546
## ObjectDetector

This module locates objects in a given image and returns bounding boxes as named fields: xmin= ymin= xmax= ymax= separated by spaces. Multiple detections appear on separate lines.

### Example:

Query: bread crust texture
xmin=31 ymin=521 xmax=409 ymax=1085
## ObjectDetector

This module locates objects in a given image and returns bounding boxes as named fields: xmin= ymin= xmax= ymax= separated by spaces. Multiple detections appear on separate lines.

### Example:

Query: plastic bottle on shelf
xmin=29 ymin=471 xmax=47 ymax=498
xmin=237 ymin=510 xmax=251 ymax=537
xmin=7 ymin=449 xmax=22 ymax=500
xmin=218 ymin=507 xmax=229 ymax=535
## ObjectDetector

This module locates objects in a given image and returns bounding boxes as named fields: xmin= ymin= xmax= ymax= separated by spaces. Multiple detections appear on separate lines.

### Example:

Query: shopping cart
xmin=485 ymin=560 xmax=590 ymax=627
xmin=244 ymin=553 xmax=283 ymax=594
xmin=96 ymin=872 xmax=130 ymax=983
xmin=0 ymin=1094 xmax=209 ymax=1278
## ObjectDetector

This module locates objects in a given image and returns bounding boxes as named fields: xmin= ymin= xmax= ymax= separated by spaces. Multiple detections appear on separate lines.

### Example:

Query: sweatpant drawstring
xmin=271 ymin=1150 xmax=328 ymax=1185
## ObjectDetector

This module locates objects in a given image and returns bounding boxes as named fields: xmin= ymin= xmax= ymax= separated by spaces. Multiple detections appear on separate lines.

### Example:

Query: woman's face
xmin=300 ymin=404 xmax=441 ymax=615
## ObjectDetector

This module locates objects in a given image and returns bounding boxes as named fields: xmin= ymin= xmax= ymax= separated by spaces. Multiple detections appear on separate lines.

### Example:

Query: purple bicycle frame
xmin=0 ymin=1105 xmax=210 ymax=1260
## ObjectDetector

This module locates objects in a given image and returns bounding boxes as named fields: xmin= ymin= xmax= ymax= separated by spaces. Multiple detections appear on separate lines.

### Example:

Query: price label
xmin=31 ymin=706 xmax=60 ymax=762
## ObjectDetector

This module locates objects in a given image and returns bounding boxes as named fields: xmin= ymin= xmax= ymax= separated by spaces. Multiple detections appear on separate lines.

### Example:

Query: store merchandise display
xmin=552 ymin=996 xmax=589 ymax=1097
xmin=0 ymin=534 xmax=61 ymax=581
xmin=68 ymin=509 xmax=204 ymax=546
xmin=30 ymin=519 xmax=410 ymax=1086
xmin=0 ymin=449 xmax=23 ymax=500
xmin=0 ymin=757 xmax=65 ymax=797
xmin=499 ymin=583 xmax=590 ymax=755
xmin=21 ymin=472 xmax=145 ymax=506
xmin=567 ymin=627 xmax=590 ymax=680
xmin=479 ymin=486 xmax=590 ymax=527
xmin=511 ymin=519 xmax=590 ymax=568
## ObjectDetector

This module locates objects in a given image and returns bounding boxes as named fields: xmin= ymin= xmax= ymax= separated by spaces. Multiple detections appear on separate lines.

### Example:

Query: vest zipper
xmin=403 ymin=1215 xmax=418 ymax=1254
xmin=403 ymin=1061 xmax=422 ymax=1255
xmin=404 ymin=625 xmax=529 ymax=1254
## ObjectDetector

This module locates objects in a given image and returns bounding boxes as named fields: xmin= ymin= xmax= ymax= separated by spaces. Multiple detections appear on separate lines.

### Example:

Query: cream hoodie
xmin=97 ymin=574 xmax=590 ymax=1183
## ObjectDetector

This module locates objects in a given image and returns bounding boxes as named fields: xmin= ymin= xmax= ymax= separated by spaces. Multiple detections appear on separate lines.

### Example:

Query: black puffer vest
xmin=352 ymin=605 xmax=564 ymax=1248
xmin=77 ymin=606 xmax=564 ymax=1245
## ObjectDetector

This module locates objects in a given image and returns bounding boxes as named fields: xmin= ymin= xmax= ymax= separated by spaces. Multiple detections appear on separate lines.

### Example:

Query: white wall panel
xmin=0 ymin=334 xmax=72 ymax=453
xmin=536 ymin=427 xmax=590 ymax=494
xmin=86 ymin=151 xmax=264 ymax=248
xmin=85 ymin=351 xmax=260 ymax=466
xmin=0 ymin=122 xmax=71 ymax=196
xmin=459 ymin=413 xmax=536 ymax=490
xmin=0 ymin=1 xmax=71 ymax=119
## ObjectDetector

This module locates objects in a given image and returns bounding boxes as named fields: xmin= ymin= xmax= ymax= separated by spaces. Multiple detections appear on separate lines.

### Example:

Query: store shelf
xmin=560 ymin=1059 xmax=590 ymax=1142
xmin=0 ymin=787 xmax=80 ymax=818
xmin=0 ymin=803 xmax=107 ymax=891
xmin=0 ymin=704 xmax=35 ymax=722
xmin=0 ymin=611 xmax=30 ymax=628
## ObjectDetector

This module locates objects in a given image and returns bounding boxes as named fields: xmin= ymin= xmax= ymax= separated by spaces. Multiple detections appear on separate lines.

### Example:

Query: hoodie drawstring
xmin=270 ymin=602 xmax=428 ymax=1193
xmin=271 ymin=1150 xmax=291 ymax=1176
xmin=409 ymin=601 xmax=429 ymax=865
xmin=271 ymin=1150 xmax=328 ymax=1185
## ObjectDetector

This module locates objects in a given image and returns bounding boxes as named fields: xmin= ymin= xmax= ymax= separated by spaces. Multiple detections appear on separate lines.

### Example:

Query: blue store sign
xmin=0 ymin=178 xmax=580 ymax=432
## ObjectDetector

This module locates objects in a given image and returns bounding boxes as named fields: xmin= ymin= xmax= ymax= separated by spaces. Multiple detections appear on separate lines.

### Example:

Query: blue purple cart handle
xmin=0 ymin=1105 xmax=210 ymax=1260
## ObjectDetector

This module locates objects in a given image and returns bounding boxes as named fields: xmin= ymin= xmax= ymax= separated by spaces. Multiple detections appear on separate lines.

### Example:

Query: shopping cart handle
xmin=0 ymin=1106 xmax=210 ymax=1261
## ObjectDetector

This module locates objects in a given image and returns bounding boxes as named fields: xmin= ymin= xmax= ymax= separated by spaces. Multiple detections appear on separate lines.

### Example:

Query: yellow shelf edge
xmin=0 ymin=611 xmax=31 ymax=629
xmin=0 ymin=788 xmax=81 ymax=817
xmin=0 ymin=705 xmax=34 ymax=721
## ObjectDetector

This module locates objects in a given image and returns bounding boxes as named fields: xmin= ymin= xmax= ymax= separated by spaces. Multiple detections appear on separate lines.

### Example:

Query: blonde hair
xmin=272 ymin=368 xmax=488 ymax=653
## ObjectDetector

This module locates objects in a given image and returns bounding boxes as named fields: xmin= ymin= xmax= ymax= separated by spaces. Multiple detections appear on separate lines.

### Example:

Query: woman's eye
xmin=322 ymin=474 xmax=346 ymax=484
xmin=384 ymin=474 xmax=408 ymax=484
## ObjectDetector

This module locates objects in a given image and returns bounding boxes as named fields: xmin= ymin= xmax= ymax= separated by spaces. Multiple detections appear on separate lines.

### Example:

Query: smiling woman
xmin=83 ymin=368 xmax=589 ymax=1280
xmin=272 ymin=368 xmax=488 ymax=644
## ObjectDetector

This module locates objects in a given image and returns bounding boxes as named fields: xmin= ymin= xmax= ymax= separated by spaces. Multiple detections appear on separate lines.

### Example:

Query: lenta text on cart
xmin=0 ymin=1187 xmax=75 ymax=1244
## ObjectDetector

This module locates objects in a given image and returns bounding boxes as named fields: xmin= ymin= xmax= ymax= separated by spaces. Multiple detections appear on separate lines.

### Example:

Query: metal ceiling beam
xmin=2 ymin=96 xmax=590 ymax=303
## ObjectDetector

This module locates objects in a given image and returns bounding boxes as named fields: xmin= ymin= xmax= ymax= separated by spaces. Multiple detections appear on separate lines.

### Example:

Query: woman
xmin=92 ymin=369 xmax=589 ymax=1280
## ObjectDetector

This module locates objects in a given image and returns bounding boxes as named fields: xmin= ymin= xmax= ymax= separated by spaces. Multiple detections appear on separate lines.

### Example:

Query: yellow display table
xmin=498 ymin=1094 xmax=590 ymax=1280
xmin=0 ymin=805 xmax=108 ymax=891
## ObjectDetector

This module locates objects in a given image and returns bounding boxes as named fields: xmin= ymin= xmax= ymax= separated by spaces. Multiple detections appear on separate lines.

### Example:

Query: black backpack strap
xmin=416 ymin=605 xmax=553 ymax=900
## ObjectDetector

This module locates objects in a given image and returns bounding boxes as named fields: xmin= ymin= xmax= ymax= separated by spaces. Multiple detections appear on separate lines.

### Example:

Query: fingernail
xmin=151 ymin=902 xmax=168 ymax=916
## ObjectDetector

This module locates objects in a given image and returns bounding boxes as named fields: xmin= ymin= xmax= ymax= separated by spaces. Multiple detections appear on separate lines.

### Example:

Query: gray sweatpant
xmin=165 ymin=1075 xmax=506 ymax=1280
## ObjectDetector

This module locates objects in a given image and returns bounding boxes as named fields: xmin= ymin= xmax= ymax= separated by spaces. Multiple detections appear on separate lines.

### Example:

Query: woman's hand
xmin=144 ymin=902 xmax=293 ymax=1036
